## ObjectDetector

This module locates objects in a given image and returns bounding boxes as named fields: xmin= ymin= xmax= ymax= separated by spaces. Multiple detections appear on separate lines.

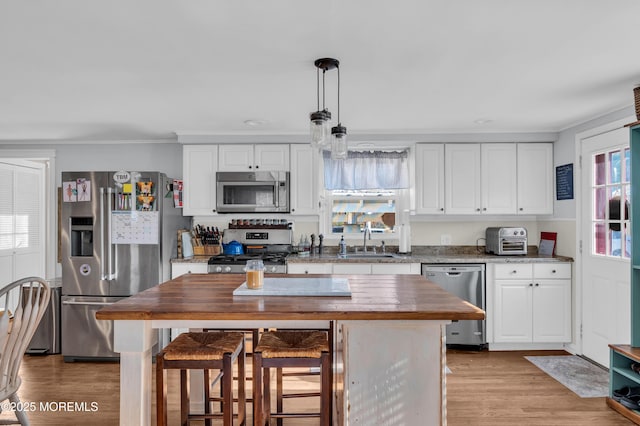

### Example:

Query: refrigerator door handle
xmin=107 ymin=187 xmax=116 ymax=280
xmin=100 ymin=187 xmax=107 ymax=280
xmin=62 ymin=300 xmax=117 ymax=307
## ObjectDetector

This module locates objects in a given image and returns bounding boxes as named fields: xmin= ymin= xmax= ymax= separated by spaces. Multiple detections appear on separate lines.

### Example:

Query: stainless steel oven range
xmin=208 ymin=227 xmax=292 ymax=274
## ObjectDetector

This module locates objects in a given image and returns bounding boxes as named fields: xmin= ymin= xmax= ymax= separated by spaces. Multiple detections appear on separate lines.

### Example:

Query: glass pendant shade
xmin=310 ymin=110 xmax=331 ymax=149
xmin=331 ymin=124 xmax=348 ymax=160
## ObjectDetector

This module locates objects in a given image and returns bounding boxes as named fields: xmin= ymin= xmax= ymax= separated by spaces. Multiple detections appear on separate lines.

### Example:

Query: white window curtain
xmin=323 ymin=149 xmax=410 ymax=190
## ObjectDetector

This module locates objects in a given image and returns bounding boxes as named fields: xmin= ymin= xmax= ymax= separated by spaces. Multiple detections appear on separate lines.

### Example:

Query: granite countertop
xmin=172 ymin=256 xmax=211 ymax=264
xmin=172 ymin=246 xmax=573 ymax=264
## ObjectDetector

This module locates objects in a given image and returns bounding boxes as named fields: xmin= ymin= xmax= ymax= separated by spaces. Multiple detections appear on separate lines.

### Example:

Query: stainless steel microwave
xmin=216 ymin=171 xmax=290 ymax=213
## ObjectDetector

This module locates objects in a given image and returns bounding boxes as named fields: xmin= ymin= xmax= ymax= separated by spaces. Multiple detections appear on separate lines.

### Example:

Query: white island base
xmin=113 ymin=319 xmax=449 ymax=426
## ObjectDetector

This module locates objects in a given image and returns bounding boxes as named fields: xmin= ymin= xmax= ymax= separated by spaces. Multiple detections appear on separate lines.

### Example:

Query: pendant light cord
xmin=336 ymin=66 xmax=340 ymax=124
xmin=322 ymin=69 xmax=327 ymax=110
xmin=316 ymin=67 xmax=320 ymax=111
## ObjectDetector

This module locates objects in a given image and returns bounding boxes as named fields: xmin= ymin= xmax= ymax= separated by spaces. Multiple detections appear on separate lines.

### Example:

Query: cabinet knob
xmin=248 ymin=165 xmax=252 ymax=169
xmin=552 ymin=270 xmax=556 ymax=273
xmin=291 ymin=208 xmax=295 ymax=212
xmin=512 ymin=270 xmax=517 ymax=274
xmin=483 ymin=207 xmax=487 ymax=211
xmin=529 ymin=283 xmax=533 ymax=287
xmin=535 ymin=283 xmax=539 ymax=287
xmin=519 ymin=207 xmax=524 ymax=211
xmin=255 ymin=165 xmax=259 ymax=169
xmin=440 ymin=208 xmax=444 ymax=211
xmin=212 ymin=209 xmax=216 ymax=213
xmin=476 ymin=208 xmax=481 ymax=212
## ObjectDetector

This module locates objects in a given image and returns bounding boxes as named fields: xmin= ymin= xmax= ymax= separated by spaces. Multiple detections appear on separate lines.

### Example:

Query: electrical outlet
xmin=441 ymin=234 xmax=452 ymax=245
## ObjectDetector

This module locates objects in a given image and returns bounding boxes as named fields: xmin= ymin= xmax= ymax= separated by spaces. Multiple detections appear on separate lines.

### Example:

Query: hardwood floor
xmin=447 ymin=349 xmax=632 ymax=426
xmin=1 ymin=350 xmax=632 ymax=425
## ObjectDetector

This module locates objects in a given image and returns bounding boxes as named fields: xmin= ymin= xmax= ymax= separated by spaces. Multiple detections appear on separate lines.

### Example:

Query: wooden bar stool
xmin=203 ymin=328 xmax=260 ymax=412
xmin=253 ymin=330 xmax=331 ymax=426
xmin=156 ymin=331 xmax=246 ymax=426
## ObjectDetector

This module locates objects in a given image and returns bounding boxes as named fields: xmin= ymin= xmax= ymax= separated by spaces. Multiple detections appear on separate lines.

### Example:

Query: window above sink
xmin=318 ymin=148 xmax=412 ymax=241
xmin=330 ymin=190 xmax=397 ymax=235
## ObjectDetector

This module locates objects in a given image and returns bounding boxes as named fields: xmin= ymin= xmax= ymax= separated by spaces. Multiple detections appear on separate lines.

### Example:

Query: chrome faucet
xmin=363 ymin=221 xmax=372 ymax=252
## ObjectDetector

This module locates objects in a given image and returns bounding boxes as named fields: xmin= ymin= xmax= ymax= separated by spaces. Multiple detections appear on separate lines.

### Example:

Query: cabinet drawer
xmin=171 ymin=263 xmax=208 ymax=279
xmin=533 ymin=263 xmax=571 ymax=279
xmin=332 ymin=264 xmax=372 ymax=274
xmin=287 ymin=263 xmax=332 ymax=274
xmin=494 ymin=263 xmax=533 ymax=279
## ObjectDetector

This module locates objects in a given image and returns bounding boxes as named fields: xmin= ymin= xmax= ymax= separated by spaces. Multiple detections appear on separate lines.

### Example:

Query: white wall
xmin=548 ymin=105 xmax=636 ymax=258
xmin=553 ymin=106 xmax=635 ymax=219
xmin=0 ymin=141 xmax=184 ymax=182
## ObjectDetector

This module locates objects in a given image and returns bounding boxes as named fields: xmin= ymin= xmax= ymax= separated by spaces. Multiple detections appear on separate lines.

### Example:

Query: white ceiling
xmin=1 ymin=0 xmax=639 ymax=142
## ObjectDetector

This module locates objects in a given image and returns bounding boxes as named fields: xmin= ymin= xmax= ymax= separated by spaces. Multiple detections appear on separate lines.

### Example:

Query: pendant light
xmin=309 ymin=61 xmax=332 ymax=149
xmin=330 ymin=62 xmax=347 ymax=160
xmin=309 ymin=58 xmax=347 ymax=159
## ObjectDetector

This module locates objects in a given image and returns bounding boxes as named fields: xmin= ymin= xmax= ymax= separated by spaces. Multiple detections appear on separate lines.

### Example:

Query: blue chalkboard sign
xmin=556 ymin=163 xmax=573 ymax=200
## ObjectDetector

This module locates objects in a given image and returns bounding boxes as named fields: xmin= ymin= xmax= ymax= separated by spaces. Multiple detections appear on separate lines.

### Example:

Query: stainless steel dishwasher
xmin=422 ymin=264 xmax=486 ymax=349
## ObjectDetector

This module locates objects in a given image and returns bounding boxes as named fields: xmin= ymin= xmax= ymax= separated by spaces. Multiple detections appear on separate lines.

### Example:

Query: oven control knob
xmin=215 ymin=266 xmax=222 ymax=273
xmin=224 ymin=266 xmax=232 ymax=273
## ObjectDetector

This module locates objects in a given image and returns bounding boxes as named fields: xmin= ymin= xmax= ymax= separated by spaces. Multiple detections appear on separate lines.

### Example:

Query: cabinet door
xmin=290 ymin=145 xmax=317 ymax=215
xmin=493 ymin=280 xmax=533 ymax=342
xmin=255 ymin=144 xmax=290 ymax=170
xmin=481 ymin=144 xmax=517 ymax=214
xmin=445 ymin=144 xmax=481 ymax=214
xmin=517 ymin=143 xmax=553 ymax=214
xmin=183 ymin=145 xmax=218 ymax=215
xmin=332 ymin=263 xmax=372 ymax=274
xmin=532 ymin=279 xmax=571 ymax=342
xmin=218 ymin=145 xmax=254 ymax=171
xmin=287 ymin=263 xmax=332 ymax=274
xmin=415 ymin=144 xmax=445 ymax=214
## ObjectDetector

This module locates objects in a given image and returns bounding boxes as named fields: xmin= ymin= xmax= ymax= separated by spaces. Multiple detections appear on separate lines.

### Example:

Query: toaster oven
xmin=485 ymin=227 xmax=528 ymax=255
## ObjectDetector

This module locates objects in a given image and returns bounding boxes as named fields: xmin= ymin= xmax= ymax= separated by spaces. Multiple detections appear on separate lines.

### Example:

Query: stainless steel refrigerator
xmin=60 ymin=171 xmax=189 ymax=361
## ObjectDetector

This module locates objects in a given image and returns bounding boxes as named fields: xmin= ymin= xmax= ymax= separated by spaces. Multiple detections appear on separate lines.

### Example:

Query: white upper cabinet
xmin=182 ymin=145 xmax=218 ymax=216
xmin=289 ymin=144 xmax=318 ymax=215
xmin=445 ymin=144 xmax=482 ymax=214
xmin=481 ymin=143 xmax=517 ymax=214
xmin=415 ymin=142 xmax=553 ymax=216
xmin=415 ymin=144 xmax=445 ymax=214
xmin=517 ymin=143 xmax=553 ymax=215
xmin=218 ymin=144 xmax=290 ymax=171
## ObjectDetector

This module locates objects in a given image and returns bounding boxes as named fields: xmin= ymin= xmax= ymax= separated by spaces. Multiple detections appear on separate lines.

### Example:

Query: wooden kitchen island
xmin=96 ymin=273 xmax=484 ymax=426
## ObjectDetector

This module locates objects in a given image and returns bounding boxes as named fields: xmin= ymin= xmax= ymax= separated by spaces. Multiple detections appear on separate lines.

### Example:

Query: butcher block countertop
xmin=96 ymin=273 xmax=485 ymax=322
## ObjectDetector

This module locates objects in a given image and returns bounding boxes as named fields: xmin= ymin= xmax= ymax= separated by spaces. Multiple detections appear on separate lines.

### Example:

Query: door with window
xmin=0 ymin=160 xmax=46 ymax=287
xmin=581 ymin=127 xmax=630 ymax=367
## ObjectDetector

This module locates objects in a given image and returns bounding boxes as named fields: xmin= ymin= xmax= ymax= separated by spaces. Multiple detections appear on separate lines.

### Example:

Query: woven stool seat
xmin=157 ymin=331 xmax=246 ymax=426
xmin=253 ymin=329 xmax=332 ymax=425
xmin=256 ymin=331 xmax=329 ymax=358
xmin=163 ymin=332 xmax=245 ymax=361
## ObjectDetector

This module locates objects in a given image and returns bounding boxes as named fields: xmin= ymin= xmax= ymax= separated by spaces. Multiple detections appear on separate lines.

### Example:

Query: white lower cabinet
xmin=171 ymin=263 xmax=208 ymax=279
xmin=493 ymin=263 xmax=571 ymax=344
xmin=288 ymin=262 xmax=420 ymax=275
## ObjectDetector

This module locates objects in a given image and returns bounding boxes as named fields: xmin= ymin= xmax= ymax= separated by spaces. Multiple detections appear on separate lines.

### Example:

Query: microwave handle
xmin=275 ymin=181 xmax=279 ymax=207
